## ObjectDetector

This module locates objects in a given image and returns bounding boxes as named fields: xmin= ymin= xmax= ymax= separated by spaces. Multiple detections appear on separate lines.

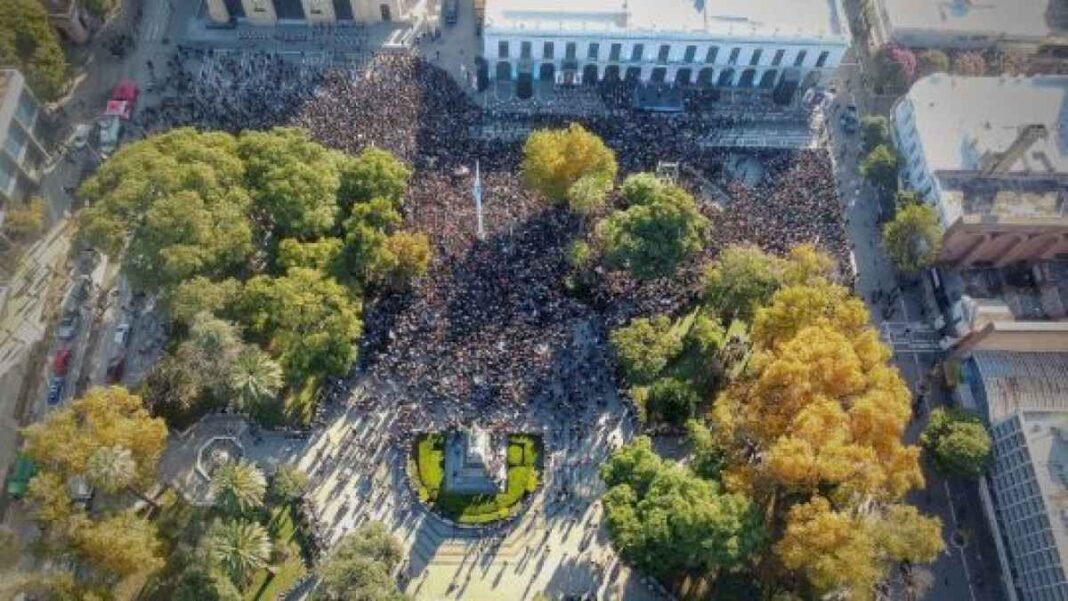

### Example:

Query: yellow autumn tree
xmin=522 ymin=123 xmax=618 ymax=204
xmin=22 ymin=386 xmax=168 ymax=492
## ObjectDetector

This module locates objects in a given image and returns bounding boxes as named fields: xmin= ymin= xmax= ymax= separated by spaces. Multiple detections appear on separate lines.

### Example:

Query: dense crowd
xmin=143 ymin=51 xmax=849 ymax=419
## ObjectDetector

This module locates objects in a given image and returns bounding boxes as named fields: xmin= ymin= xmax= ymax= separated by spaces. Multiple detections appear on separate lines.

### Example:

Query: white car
xmin=113 ymin=323 xmax=131 ymax=347
xmin=72 ymin=124 xmax=91 ymax=149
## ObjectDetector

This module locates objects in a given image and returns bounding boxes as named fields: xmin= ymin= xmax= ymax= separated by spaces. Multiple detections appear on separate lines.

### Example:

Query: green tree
xmin=316 ymin=522 xmax=406 ymax=601
xmin=883 ymin=202 xmax=942 ymax=274
xmin=0 ymin=0 xmax=69 ymax=100
xmin=78 ymin=129 xmax=253 ymax=293
xmin=686 ymin=420 xmax=727 ymax=480
xmin=174 ymin=562 xmax=242 ymax=601
xmin=338 ymin=148 xmax=411 ymax=210
xmin=860 ymin=144 xmax=900 ymax=193
xmin=85 ymin=445 xmax=135 ymax=495
xmin=168 ymin=277 xmax=241 ymax=325
xmin=228 ymin=346 xmax=284 ymax=412
xmin=82 ymin=0 xmax=118 ymax=17
xmin=567 ymin=172 xmax=614 ymax=215
xmin=610 ymin=315 xmax=683 ymax=385
xmin=210 ymin=461 xmax=266 ymax=515
xmin=920 ymin=408 xmax=993 ymax=478
xmin=860 ymin=115 xmax=891 ymax=152
xmin=600 ymin=438 xmax=764 ymax=578
xmin=522 ymin=123 xmax=618 ymax=202
xmin=953 ymin=51 xmax=987 ymax=76
xmin=143 ymin=343 xmax=212 ymax=427
xmin=235 ymin=268 xmax=363 ymax=380
xmin=703 ymin=245 xmax=785 ymax=322
xmin=276 ymin=238 xmax=344 ymax=273
xmin=269 ymin=464 xmax=309 ymax=503
xmin=595 ymin=178 xmax=709 ymax=280
xmin=238 ymin=128 xmax=345 ymax=238
xmin=917 ymin=50 xmax=950 ymax=77
xmin=645 ymin=377 xmax=700 ymax=425
xmin=204 ymin=519 xmax=271 ymax=585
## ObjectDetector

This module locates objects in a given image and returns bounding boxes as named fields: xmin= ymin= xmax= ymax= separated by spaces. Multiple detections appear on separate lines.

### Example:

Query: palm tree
xmin=204 ymin=519 xmax=271 ymax=585
xmin=85 ymin=445 xmax=159 ymax=508
xmin=228 ymin=347 xmax=284 ymax=412
xmin=210 ymin=461 xmax=267 ymax=515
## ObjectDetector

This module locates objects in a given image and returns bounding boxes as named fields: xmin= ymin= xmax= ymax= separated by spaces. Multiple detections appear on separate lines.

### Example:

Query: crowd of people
xmin=140 ymin=50 xmax=850 ymax=423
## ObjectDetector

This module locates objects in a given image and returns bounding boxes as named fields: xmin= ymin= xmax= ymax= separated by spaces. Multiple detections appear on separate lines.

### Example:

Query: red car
xmin=53 ymin=348 xmax=72 ymax=376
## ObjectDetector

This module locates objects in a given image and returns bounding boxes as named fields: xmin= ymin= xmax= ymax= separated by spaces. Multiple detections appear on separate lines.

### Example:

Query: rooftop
xmin=880 ymin=0 xmax=1052 ymax=40
xmin=971 ymin=351 xmax=1068 ymax=423
xmin=483 ymin=0 xmax=850 ymax=42
xmin=905 ymin=75 xmax=1068 ymax=178
xmin=939 ymin=176 xmax=1068 ymax=225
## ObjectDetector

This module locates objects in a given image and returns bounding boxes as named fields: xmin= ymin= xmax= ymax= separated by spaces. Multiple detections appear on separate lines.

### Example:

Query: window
xmin=705 ymin=46 xmax=718 ymax=63
xmin=657 ymin=44 xmax=670 ymax=63
xmin=15 ymin=91 xmax=37 ymax=127
xmin=565 ymin=42 xmax=576 ymax=60
xmin=543 ymin=42 xmax=554 ymax=59
xmin=588 ymin=42 xmax=599 ymax=60
xmin=521 ymin=41 xmax=531 ymax=59
xmin=4 ymin=125 xmax=26 ymax=160
xmin=749 ymin=49 xmax=762 ymax=66
xmin=610 ymin=43 xmax=621 ymax=61
xmin=772 ymin=49 xmax=785 ymax=66
xmin=684 ymin=45 xmax=696 ymax=63
xmin=816 ymin=50 xmax=830 ymax=67
xmin=794 ymin=50 xmax=808 ymax=67
xmin=0 ymin=160 xmax=11 ymax=193
xmin=728 ymin=47 xmax=740 ymax=65
xmin=498 ymin=41 xmax=509 ymax=59
xmin=630 ymin=43 xmax=644 ymax=62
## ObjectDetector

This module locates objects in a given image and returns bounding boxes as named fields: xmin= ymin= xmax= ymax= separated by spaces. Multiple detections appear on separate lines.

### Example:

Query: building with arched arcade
xmin=480 ymin=0 xmax=851 ymax=92
xmin=892 ymin=75 xmax=1068 ymax=267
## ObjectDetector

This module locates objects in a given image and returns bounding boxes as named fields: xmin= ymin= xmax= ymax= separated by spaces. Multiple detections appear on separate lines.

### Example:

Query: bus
xmin=6 ymin=454 xmax=36 ymax=500
xmin=444 ymin=0 xmax=458 ymax=25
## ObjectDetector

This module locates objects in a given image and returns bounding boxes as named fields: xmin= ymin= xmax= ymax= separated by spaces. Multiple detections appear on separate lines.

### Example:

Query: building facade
xmin=481 ymin=0 xmax=851 ymax=88
xmin=963 ymin=351 xmax=1068 ymax=601
xmin=872 ymin=0 xmax=1054 ymax=51
xmin=893 ymin=75 xmax=1068 ymax=266
xmin=0 ymin=70 xmax=48 ymax=207
xmin=204 ymin=0 xmax=417 ymax=25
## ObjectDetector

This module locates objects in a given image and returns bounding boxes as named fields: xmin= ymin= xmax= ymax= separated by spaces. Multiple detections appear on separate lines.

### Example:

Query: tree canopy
xmin=860 ymin=144 xmax=900 ymax=194
xmin=921 ymin=408 xmax=993 ymax=478
xmin=595 ymin=174 xmax=709 ymax=280
xmin=600 ymin=438 xmax=764 ymax=578
xmin=0 ymin=0 xmax=69 ymax=100
xmin=522 ymin=123 xmax=618 ymax=204
xmin=235 ymin=267 xmax=362 ymax=380
xmin=883 ymin=202 xmax=942 ymax=274
xmin=338 ymin=147 xmax=412 ymax=210
xmin=860 ymin=115 xmax=891 ymax=153
xmin=315 ymin=522 xmax=407 ymax=601
xmin=610 ymin=315 xmax=683 ymax=386
xmin=917 ymin=50 xmax=950 ymax=77
xmin=702 ymin=245 xmax=785 ymax=322
xmin=78 ymin=129 xmax=254 ymax=292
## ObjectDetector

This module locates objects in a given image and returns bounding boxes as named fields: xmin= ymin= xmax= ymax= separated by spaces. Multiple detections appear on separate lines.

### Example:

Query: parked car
xmin=6 ymin=454 xmax=36 ymax=500
xmin=106 ymin=355 xmax=126 ymax=384
xmin=56 ymin=312 xmax=80 ymax=340
xmin=72 ymin=124 xmax=91 ymax=149
xmin=53 ymin=348 xmax=72 ymax=376
xmin=98 ymin=116 xmax=121 ymax=158
xmin=840 ymin=104 xmax=859 ymax=133
xmin=47 ymin=376 xmax=65 ymax=405
xmin=114 ymin=323 xmax=131 ymax=347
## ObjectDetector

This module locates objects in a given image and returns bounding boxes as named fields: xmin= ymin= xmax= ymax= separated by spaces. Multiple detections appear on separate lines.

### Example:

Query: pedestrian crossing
xmin=880 ymin=321 xmax=945 ymax=353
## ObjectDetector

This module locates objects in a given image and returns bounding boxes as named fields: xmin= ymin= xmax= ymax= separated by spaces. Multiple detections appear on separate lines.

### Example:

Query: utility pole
xmin=473 ymin=159 xmax=485 ymax=240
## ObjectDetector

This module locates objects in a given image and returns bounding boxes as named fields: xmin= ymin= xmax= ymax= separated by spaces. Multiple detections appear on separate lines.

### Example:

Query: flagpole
xmin=474 ymin=159 xmax=485 ymax=240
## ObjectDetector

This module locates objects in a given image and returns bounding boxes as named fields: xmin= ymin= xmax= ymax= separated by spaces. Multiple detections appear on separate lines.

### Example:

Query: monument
xmin=445 ymin=425 xmax=505 ymax=495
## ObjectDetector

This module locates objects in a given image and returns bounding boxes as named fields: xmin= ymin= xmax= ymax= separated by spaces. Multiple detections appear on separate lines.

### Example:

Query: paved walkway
xmin=160 ymin=372 xmax=665 ymax=601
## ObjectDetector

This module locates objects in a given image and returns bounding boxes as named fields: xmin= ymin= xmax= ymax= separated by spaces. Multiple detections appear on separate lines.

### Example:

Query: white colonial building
xmin=871 ymin=0 xmax=1056 ymax=51
xmin=204 ymin=0 xmax=418 ymax=26
xmin=481 ymin=0 xmax=851 ymax=89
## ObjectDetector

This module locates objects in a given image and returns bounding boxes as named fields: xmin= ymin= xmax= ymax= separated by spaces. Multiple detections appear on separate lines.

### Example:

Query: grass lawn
xmin=244 ymin=504 xmax=307 ymax=601
xmin=414 ymin=433 xmax=541 ymax=525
